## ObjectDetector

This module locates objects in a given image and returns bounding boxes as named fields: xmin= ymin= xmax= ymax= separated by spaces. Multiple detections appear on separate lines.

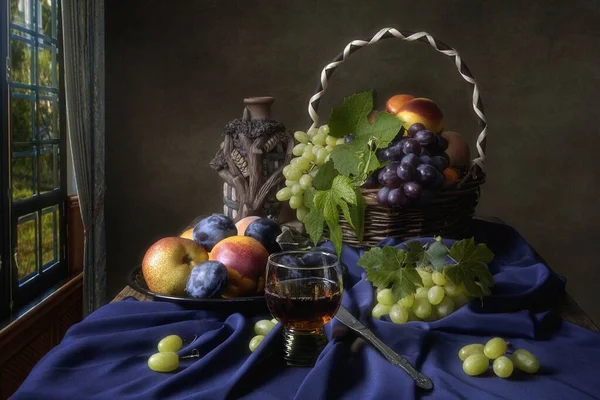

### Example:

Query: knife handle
xmin=354 ymin=327 xmax=434 ymax=390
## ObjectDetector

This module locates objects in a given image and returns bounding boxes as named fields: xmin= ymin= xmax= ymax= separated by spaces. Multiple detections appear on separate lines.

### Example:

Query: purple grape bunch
xmin=374 ymin=123 xmax=450 ymax=207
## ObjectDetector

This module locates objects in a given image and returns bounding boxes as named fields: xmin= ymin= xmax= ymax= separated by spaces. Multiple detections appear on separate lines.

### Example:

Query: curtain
xmin=62 ymin=0 xmax=106 ymax=315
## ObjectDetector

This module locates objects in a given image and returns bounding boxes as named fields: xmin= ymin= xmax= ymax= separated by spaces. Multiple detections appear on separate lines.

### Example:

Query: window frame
xmin=1 ymin=0 xmax=68 ymax=321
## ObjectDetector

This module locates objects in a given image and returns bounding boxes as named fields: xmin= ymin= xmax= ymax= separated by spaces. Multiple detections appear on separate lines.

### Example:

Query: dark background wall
xmin=105 ymin=0 xmax=600 ymax=324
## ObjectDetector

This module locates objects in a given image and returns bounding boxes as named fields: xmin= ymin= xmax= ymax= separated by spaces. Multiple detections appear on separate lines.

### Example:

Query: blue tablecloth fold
xmin=12 ymin=220 xmax=600 ymax=400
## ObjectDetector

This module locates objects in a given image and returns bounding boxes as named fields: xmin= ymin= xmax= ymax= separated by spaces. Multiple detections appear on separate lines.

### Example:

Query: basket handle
xmin=307 ymin=28 xmax=487 ymax=172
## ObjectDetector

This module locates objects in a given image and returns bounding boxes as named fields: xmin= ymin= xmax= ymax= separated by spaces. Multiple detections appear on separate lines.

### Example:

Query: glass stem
xmin=282 ymin=326 xmax=327 ymax=367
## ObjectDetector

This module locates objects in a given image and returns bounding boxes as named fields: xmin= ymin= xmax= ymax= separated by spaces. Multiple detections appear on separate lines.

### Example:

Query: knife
xmin=335 ymin=306 xmax=434 ymax=390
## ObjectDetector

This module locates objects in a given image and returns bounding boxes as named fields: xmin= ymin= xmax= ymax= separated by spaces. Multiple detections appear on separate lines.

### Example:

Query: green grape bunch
xmin=276 ymin=125 xmax=344 ymax=222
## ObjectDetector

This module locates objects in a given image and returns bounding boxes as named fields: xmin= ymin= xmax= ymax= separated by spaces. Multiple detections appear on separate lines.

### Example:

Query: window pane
xmin=37 ymin=94 xmax=59 ymax=140
xmin=10 ymin=0 xmax=33 ymax=29
xmin=11 ymin=38 xmax=32 ymax=85
xmin=39 ymin=0 xmax=53 ymax=37
xmin=37 ymin=45 xmax=54 ymax=87
xmin=11 ymin=94 xmax=34 ymax=141
xmin=41 ymin=205 xmax=59 ymax=268
xmin=17 ymin=212 xmax=39 ymax=282
xmin=39 ymin=144 xmax=59 ymax=193
xmin=12 ymin=144 xmax=36 ymax=200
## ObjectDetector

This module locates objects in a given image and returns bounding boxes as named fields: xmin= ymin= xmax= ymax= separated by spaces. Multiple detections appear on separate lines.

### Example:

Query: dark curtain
xmin=61 ymin=0 xmax=106 ymax=314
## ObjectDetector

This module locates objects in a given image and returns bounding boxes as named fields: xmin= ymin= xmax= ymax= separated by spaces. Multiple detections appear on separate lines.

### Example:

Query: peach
xmin=142 ymin=237 xmax=208 ymax=296
xmin=235 ymin=216 xmax=261 ymax=235
xmin=386 ymin=94 xmax=415 ymax=115
xmin=395 ymin=98 xmax=444 ymax=133
xmin=209 ymin=236 xmax=269 ymax=297
xmin=179 ymin=228 xmax=194 ymax=240
xmin=442 ymin=131 xmax=471 ymax=168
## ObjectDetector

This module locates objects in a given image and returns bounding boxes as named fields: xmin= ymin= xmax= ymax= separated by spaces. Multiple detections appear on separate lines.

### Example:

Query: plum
xmin=185 ymin=261 xmax=228 ymax=298
xmin=193 ymin=215 xmax=237 ymax=252
xmin=244 ymin=218 xmax=282 ymax=254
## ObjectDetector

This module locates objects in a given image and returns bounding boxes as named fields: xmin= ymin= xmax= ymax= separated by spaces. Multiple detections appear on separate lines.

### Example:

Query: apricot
xmin=209 ymin=236 xmax=269 ymax=297
xmin=386 ymin=94 xmax=415 ymax=115
xmin=442 ymin=131 xmax=471 ymax=168
xmin=395 ymin=98 xmax=444 ymax=133
xmin=235 ymin=216 xmax=261 ymax=235
xmin=442 ymin=167 xmax=461 ymax=184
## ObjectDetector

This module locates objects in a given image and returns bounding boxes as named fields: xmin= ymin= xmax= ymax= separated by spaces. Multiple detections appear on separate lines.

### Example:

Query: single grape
xmin=459 ymin=343 xmax=485 ymax=361
xmin=444 ymin=282 xmax=463 ymax=297
xmin=299 ymin=174 xmax=313 ymax=189
xmin=431 ymin=156 xmax=449 ymax=172
xmin=399 ymin=294 xmax=414 ymax=308
xmin=249 ymin=335 xmax=265 ymax=352
xmin=453 ymin=293 xmax=471 ymax=308
xmin=285 ymin=179 xmax=295 ymax=188
xmin=148 ymin=352 xmax=179 ymax=372
xmin=412 ymin=298 xmax=432 ymax=319
xmin=427 ymin=285 xmax=445 ymax=305
xmin=296 ymin=206 xmax=309 ymax=222
xmin=435 ymin=295 xmax=455 ymax=318
xmin=326 ymin=135 xmax=338 ymax=147
xmin=388 ymin=188 xmax=408 ymax=207
xmin=307 ymin=127 xmax=318 ymax=138
xmin=362 ymin=173 xmax=379 ymax=189
xmin=484 ymin=337 xmax=508 ymax=360
xmin=376 ymin=148 xmax=389 ymax=162
xmin=389 ymin=304 xmax=409 ymax=324
xmin=403 ymin=182 xmax=423 ymax=200
xmin=291 ymin=184 xmax=303 ymax=195
xmin=397 ymin=164 xmax=416 ymax=181
xmin=416 ymin=164 xmax=439 ymax=186
xmin=284 ymin=167 xmax=303 ymax=181
xmin=493 ymin=356 xmax=514 ymax=378
xmin=419 ymin=155 xmax=432 ymax=165
xmin=294 ymin=131 xmax=310 ymax=144
xmin=289 ymin=195 xmax=303 ymax=210
xmin=294 ymin=157 xmax=311 ymax=172
xmin=462 ymin=354 xmax=490 ymax=376
xmin=430 ymin=173 xmax=444 ymax=190
xmin=407 ymin=123 xmax=426 ymax=137
xmin=415 ymin=287 xmax=429 ymax=300
xmin=157 ymin=335 xmax=183 ymax=353
xmin=324 ymin=154 xmax=331 ymax=163
xmin=424 ymin=309 xmax=440 ymax=322
xmin=402 ymin=138 xmax=422 ymax=155
xmin=254 ymin=320 xmax=276 ymax=336
xmin=438 ymin=135 xmax=449 ymax=151
xmin=293 ymin=143 xmax=306 ymax=156
xmin=318 ymin=125 xmax=330 ymax=135
xmin=417 ymin=268 xmax=434 ymax=288
xmin=376 ymin=288 xmax=396 ymax=306
xmin=276 ymin=187 xmax=292 ymax=201
xmin=414 ymin=130 xmax=436 ymax=147
xmin=325 ymin=145 xmax=335 ymax=152
xmin=377 ymin=187 xmax=391 ymax=206
xmin=512 ymin=349 xmax=540 ymax=374
xmin=336 ymin=138 xmax=345 ymax=145
xmin=315 ymin=148 xmax=329 ymax=165
xmin=345 ymin=134 xmax=355 ymax=143
xmin=432 ymin=271 xmax=447 ymax=286
xmin=312 ymin=144 xmax=324 ymax=155
xmin=385 ymin=143 xmax=405 ymax=161
xmin=302 ymin=147 xmax=316 ymax=163
xmin=312 ymin=133 xmax=326 ymax=146
xmin=372 ymin=303 xmax=391 ymax=319
xmin=400 ymin=153 xmax=420 ymax=168
xmin=282 ymin=165 xmax=291 ymax=175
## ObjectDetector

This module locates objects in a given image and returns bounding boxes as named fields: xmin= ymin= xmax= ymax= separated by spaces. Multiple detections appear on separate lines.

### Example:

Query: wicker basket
xmin=306 ymin=28 xmax=488 ymax=246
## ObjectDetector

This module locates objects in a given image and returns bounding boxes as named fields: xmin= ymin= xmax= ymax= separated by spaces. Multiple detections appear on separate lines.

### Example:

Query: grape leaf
xmin=327 ymin=219 xmax=343 ymax=256
xmin=329 ymin=139 xmax=369 ymax=177
xmin=328 ymin=91 xmax=373 ymax=138
xmin=356 ymin=111 xmax=402 ymax=149
xmin=313 ymin=160 xmax=339 ymax=190
xmin=444 ymin=238 xmax=494 ymax=299
xmin=303 ymin=187 xmax=316 ymax=209
xmin=424 ymin=241 xmax=449 ymax=271
xmin=357 ymin=246 xmax=424 ymax=300
xmin=331 ymin=175 xmax=357 ymax=204
xmin=405 ymin=241 xmax=425 ymax=264
xmin=348 ymin=188 xmax=365 ymax=243
xmin=304 ymin=209 xmax=324 ymax=246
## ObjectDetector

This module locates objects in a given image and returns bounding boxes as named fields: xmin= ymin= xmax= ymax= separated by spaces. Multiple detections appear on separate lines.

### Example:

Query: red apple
xmin=235 ymin=216 xmax=261 ymax=235
xmin=142 ymin=237 xmax=208 ymax=296
xmin=209 ymin=236 xmax=269 ymax=297
xmin=442 ymin=131 xmax=471 ymax=168
xmin=395 ymin=98 xmax=444 ymax=133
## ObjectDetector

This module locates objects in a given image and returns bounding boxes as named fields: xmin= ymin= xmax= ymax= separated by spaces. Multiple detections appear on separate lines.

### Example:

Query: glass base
xmin=282 ymin=327 xmax=327 ymax=367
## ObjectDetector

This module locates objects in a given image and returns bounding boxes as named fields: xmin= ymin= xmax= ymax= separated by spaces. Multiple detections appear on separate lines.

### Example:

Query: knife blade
xmin=335 ymin=306 xmax=434 ymax=390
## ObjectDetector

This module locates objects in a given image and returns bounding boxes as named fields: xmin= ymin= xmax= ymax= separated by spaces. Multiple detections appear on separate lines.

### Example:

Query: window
xmin=1 ymin=0 xmax=67 ymax=322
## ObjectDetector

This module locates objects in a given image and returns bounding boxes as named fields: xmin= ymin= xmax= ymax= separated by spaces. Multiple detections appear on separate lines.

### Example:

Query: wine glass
xmin=265 ymin=250 xmax=343 ymax=366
